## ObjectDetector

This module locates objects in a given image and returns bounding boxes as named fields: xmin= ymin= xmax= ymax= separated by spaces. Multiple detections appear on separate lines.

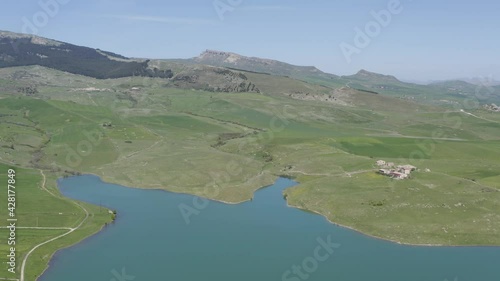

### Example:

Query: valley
xmin=0 ymin=31 xmax=500 ymax=280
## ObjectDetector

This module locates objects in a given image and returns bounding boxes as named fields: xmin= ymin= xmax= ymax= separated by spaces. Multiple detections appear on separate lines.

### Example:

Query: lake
xmin=39 ymin=175 xmax=499 ymax=281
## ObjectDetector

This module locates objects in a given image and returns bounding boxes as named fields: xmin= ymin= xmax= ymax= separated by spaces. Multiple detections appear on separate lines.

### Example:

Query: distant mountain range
xmin=0 ymin=30 xmax=498 ymax=103
xmin=447 ymin=77 xmax=500 ymax=87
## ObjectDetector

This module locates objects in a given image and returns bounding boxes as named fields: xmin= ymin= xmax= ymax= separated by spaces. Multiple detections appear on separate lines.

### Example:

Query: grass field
xmin=0 ymin=164 xmax=112 ymax=280
xmin=1 ymin=65 xmax=500 ymax=279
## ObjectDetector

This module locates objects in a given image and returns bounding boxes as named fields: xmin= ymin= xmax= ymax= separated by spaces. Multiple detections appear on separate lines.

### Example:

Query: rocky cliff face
xmin=171 ymin=66 xmax=260 ymax=93
xmin=484 ymin=103 xmax=500 ymax=112
xmin=196 ymin=50 xmax=277 ymax=67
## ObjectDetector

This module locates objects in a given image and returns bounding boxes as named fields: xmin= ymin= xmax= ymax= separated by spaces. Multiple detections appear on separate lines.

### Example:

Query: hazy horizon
xmin=1 ymin=0 xmax=499 ymax=82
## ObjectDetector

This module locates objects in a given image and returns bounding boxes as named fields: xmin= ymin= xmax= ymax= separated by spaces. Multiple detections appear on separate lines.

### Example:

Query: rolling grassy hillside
xmin=174 ymin=50 xmax=343 ymax=86
xmin=0 ymin=164 xmax=111 ymax=280
xmin=171 ymin=49 xmax=500 ymax=106
xmin=1 ymin=32 xmax=500 ymax=280
xmin=1 ymin=66 xmax=499 ymax=247
xmin=342 ymin=70 xmax=500 ymax=105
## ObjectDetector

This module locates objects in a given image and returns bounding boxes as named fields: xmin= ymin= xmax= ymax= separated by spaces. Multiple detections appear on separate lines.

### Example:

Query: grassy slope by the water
xmin=1 ymin=64 xmax=500 ymax=265
xmin=0 ymin=165 xmax=112 ymax=280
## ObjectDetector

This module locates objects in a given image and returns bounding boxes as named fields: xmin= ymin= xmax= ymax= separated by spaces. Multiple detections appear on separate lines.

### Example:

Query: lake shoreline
xmin=36 ymin=215 xmax=113 ymax=281
xmin=69 ymin=173 xmax=500 ymax=247
xmin=59 ymin=173 xmax=499 ymax=248
xmin=37 ymin=174 xmax=500 ymax=281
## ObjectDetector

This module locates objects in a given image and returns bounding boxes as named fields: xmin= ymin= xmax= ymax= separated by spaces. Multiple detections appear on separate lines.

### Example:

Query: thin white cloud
xmin=102 ymin=14 xmax=217 ymax=25
xmin=239 ymin=6 xmax=295 ymax=11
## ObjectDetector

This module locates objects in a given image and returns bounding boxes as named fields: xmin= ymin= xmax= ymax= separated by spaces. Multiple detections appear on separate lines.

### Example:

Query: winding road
xmin=18 ymin=170 xmax=89 ymax=281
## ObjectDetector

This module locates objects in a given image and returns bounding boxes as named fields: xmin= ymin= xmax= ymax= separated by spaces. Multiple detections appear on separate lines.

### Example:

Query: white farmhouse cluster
xmin=375 ymin=160 xmax=417 ymax=180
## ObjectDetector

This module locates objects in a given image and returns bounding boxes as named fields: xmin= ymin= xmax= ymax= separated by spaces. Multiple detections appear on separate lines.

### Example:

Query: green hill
xmin=1 ymin=33 xmax=500 ymax=281
xmin=167 ymin=50 xmax=346 ymax=88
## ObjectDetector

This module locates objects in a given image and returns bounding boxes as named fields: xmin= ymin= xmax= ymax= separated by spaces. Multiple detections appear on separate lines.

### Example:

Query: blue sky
xmin=1 ymin=0 xmax=499 ymax=82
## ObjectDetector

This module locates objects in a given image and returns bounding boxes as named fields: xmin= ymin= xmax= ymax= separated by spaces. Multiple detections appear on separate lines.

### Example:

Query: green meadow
xmin=1 ymin=66 xmax=500 ymax=279
xmin=0 ymin=164 xmax=111 ymax=280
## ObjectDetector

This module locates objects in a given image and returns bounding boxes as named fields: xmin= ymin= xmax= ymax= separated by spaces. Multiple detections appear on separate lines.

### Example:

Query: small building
xmin=390 ymin=172 xmax=407 ymax=180
xmin=376 ymin=160 xmax=386 ymax=166
xmin=402 ymin=169 xmax=411 ymax=175
xmin=378 ymin=169 xmax=391 ymax=175
xmin=399 ymin=165 xmax=417 ymax=171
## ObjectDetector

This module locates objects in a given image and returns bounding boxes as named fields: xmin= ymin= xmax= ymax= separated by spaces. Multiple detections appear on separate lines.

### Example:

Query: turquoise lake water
xmin=39 ymin=175 xmax=499 ymax=281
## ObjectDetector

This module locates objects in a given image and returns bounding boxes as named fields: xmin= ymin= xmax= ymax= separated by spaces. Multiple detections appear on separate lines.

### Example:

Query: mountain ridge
xmin=0 ymin=30 xmax=173 ymax=79
xmin=186 ymin=49 xmax=340 ymax=85
xmin=195 ymin=49 xmax=323 ymax=72
xmin=0 ymin=30 xmax=492 ymax=93
xmin=342 ymin=69 xmax=401 ymax=83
